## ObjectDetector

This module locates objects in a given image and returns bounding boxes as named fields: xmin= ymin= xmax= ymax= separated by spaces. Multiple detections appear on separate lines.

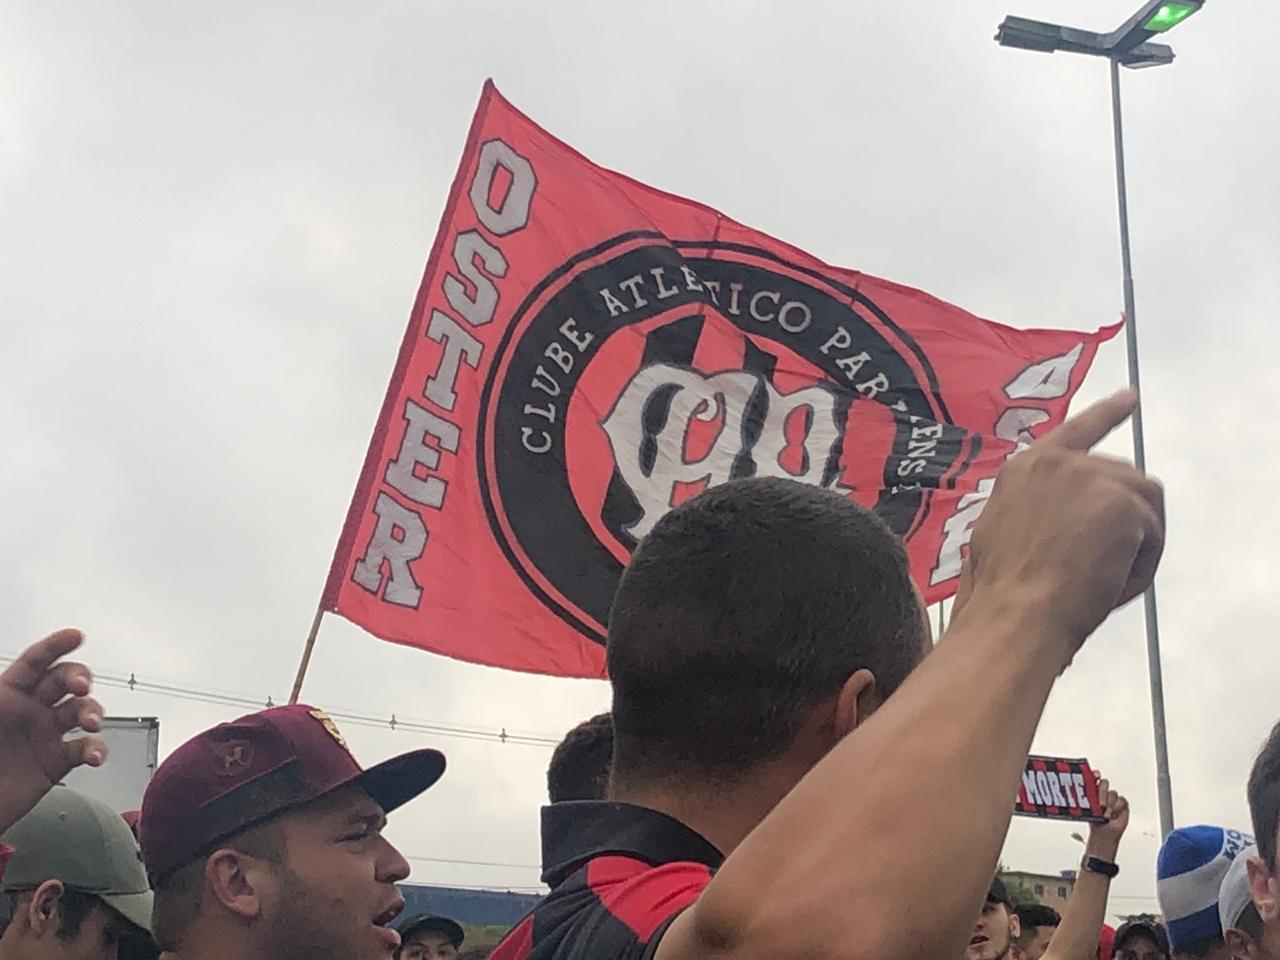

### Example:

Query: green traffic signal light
xmin=1143 ymin=2 xmax=1198 ymax=32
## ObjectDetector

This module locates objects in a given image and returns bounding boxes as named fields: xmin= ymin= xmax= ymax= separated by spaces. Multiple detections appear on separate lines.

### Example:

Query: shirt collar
xmin=540 ymin=801 xmax=724 ymax=886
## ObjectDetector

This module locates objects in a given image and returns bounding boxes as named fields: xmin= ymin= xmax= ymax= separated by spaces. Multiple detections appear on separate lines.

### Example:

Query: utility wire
xmin=6 ymin=653 xmax=1165 ymax=900
xmin=0 ymin=655 xmax=560 ymax=748
xmin=2 ymin=655 xmax=560 ymax=892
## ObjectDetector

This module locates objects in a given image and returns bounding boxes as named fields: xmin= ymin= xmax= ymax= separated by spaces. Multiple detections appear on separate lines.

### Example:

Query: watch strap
xmin=1082 ymin=855 xmax=1120 ymax=878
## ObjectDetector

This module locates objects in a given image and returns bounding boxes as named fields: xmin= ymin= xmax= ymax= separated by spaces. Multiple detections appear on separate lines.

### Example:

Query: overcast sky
xmin=4 ymin=0 xmax=1278 ymax=919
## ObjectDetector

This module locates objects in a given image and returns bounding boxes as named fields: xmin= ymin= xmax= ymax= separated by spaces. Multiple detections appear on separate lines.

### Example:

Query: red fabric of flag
xmin=322 ymin=81 xmax=1120 ymax=678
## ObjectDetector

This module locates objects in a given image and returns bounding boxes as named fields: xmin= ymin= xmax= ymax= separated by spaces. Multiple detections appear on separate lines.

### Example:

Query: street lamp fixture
xmin=995 ymin=0 xmax=1203 ymax=66
xmin=994 ymin=17 xmax=1174 ymax=67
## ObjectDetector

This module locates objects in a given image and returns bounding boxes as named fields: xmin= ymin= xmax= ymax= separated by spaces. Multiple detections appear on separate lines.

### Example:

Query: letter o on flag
xmin=778 ymin=300 xmax=812 ymax=333
xmin=471 ymin=140 xmax=535 ymax=237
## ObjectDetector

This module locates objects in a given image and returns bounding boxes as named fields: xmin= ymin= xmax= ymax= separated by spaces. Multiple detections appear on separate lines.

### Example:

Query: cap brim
xmin=102 ymin=890 xmax=154 ymax=935
xmin=353 ymin=749 xmax=446 ymax=814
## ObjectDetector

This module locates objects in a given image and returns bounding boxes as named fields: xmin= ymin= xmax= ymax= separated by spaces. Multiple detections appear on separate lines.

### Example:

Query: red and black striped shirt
xmin=490 ymin=802 xmax=723 ymax=960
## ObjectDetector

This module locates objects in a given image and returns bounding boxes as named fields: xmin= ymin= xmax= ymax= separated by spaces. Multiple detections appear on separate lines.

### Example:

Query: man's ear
xmin=1009 ymin=911 xmax=1021 ymax=941
xmin=1248 ymin=855 xmax=1277 ymax=924
xmin=834 ymin=669 xmax=878 ymax=740
xmin=25 ymin=879 xmax=67 ymax=937
xmin=204 ymin=848 xmax=273 ymax=922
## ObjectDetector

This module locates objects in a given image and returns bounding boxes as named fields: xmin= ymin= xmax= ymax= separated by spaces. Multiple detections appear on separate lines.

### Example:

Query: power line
xmin=0 ymin=655 xmax=560 ymax=749
xmin=3 ymin=653 xmax=559 ymax=890
xmin=6 ymin=655 xmax=1166 ymax=901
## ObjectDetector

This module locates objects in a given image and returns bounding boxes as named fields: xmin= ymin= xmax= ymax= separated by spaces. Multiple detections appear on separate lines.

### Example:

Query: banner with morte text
xmin=1016 ymin=756 xmax=1107 ymax=823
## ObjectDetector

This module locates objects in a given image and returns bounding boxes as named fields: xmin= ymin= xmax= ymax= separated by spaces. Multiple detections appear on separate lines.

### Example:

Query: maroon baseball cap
xmin=138 ymin=704 xmax=445 ymax=883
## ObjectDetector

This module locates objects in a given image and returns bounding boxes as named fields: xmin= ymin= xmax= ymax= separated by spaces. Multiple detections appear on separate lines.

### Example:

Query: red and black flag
xmin=322 ymin=81 xmax=1120 ymax=678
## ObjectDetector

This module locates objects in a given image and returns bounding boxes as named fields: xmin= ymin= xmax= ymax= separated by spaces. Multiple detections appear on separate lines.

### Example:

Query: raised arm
xmin=1043 ymin=780 xmax=1130 ymax=960
xmin=0 ymin=628 xmax=107 ymax=833
xmin=659 ymin=391 xmax=1164 ymax=960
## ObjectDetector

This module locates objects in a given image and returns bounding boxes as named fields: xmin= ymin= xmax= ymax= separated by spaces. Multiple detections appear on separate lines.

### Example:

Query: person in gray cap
xmin=0 ymin=786 xmax=152 ymax=960
xmin=1218 ymin=845 xmax=1275 ymax=960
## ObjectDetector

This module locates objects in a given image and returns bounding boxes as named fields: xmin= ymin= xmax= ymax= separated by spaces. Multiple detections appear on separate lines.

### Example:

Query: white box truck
xmin=61 ymin=716 xmax=160 ymax=814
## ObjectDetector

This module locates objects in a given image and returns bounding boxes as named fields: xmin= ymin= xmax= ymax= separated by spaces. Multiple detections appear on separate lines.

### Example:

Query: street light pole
xmin=995 ymin=0 xmax=1206 ymax=841
xmin=1109 ymin=56 xmax=1176 ymax=839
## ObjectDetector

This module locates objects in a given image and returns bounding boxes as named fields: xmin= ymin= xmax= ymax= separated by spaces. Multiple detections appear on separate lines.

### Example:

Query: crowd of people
xmin=0 ymin=391 xmax=1278 ymax=960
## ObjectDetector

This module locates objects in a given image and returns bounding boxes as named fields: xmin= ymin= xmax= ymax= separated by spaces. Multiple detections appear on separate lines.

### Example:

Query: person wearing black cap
xmin=1113 ymin=920 xmax=1171 ymax=960
xmin=397 ymin=916 xmax=464 ymax=960
xmin=968 ymin=879 xmax=1021 ymax=960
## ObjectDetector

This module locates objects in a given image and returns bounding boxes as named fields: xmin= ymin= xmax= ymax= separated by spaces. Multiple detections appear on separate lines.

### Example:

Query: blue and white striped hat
xmin=1156 ymin=825 xmax=1254 ymax=951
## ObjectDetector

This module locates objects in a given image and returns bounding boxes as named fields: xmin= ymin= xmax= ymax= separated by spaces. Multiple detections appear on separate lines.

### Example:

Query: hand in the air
xmin=0 ymin=629 xmax=106 ymax=833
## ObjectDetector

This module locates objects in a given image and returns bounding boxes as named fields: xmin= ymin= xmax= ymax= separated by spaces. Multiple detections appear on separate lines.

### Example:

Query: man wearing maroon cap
xmin=139 ymin=704 xmax=445 ymax=960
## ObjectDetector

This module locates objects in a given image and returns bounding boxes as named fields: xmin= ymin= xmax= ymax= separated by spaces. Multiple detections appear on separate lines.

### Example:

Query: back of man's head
xmin=548 ymin=712 xmax=613 ymax=803
xmin=607 ymin=476 xmax=928 ymax=787
xmin=1015 ymin=904 xmax=1062 ymax=960
xmin=1016 ymin=904 xmax=1061 ymax=934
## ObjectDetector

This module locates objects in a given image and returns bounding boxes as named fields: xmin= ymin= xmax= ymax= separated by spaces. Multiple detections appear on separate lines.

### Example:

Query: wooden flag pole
xmin=289 ymin=606 xmax=325 ymax=705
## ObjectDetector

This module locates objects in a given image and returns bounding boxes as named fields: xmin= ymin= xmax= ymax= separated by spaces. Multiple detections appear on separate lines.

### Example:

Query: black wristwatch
xmin=1082 ymin=855 xmax=1120 ymax=878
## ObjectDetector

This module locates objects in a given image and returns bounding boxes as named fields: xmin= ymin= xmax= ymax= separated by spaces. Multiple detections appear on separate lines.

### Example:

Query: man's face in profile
xmin=967 ymin=901 xmax=1018 ymax=960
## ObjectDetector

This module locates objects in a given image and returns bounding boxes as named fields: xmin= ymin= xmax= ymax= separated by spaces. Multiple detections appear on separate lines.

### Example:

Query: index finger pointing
xmin=1 ymin=629 xmax=85 ymax=693
xmin=1041 ymin=390 xmax=1139 ymax=452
